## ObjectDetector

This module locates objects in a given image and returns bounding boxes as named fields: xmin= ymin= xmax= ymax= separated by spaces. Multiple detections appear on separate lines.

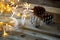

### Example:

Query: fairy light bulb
xmin=3 ymin=30 xmax=9 ymax=37
xmin=24 ymin=2 xmax=31 ymax=9
xmin=6 ymin=4 xmax=13 ymax=13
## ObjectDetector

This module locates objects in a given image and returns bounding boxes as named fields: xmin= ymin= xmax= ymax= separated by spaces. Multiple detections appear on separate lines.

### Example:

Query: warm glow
xmin=9 ymin=21 xmax=14 ymax=23
xmin=23 ymin=14 xmax=30 ymax=19
xmin=0 ymin=2 xmax=5 ymax=13
xmin=5 ymin=4 xmax=13 ymax=13
xmin=0 ymin=0 xmax=32 ymax=37
xmin=16 ymin=13 xmax=22 ymax=17
xmin=9 ymin=21 xmax=15 ymax=27
xmin=18 ymin=0 xmax=20 ymax=2
xmin=23 ymin=14 xmax=27 ymax=18
xmin=24 ymin=2 xmax=31 ymax=9
xmin=3 ymin=30 xmax=9 ymax=37
xmin=0 ymin=0 xmax=13 ymax=13
xmin=0 ymin=22 xmax=4 ymax=26
xmin=2 ymin=0 xmax=5 ymax=1
xmin=8 ymin=25 xmax=14 ymax=30
xmin=10 ymin=0 xmax=15 ymax=4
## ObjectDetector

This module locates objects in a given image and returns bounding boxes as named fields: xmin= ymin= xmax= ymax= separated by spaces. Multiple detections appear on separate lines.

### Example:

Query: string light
xmin=0 ymin=0 xmax=32 ymax=38
xmin=0 ymin=0 xmax=15 ymax=13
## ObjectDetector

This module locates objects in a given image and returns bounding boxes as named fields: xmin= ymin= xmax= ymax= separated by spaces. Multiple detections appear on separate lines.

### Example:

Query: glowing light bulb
xmin=18 ymin=0 xmax=20 ymax=2
xmin=0 ymin=0 xmax=13 ymax=13
xmin=0 ymin=22 xmax=4 ymax=26
xmin=10 ymin=0 xmax=15 ymax=4
xmin=0 ymin=2 xmax=5 ymax=13
xmin=23 ymin=13 xmax=30 ymax=19
xmin=5 ymin=4 xmax=13 ymax=13
xmin=16 ymin=13 xmax=22 ymax=17
xmin=0 ymin=9 xmax=4 ymax=13
xmin=23 ymin=14 xmax=27 ymax=18
xmin=24 ymin=2 xmax=31 ymax=9
xmin=3 ymin=30 xmax=9 ymax=37
xmin=6 ymin=7 xmax=12 ymax=12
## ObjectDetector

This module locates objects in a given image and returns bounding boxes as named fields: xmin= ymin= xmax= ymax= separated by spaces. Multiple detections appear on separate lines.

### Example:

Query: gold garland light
xmin=0 ymin=0 xmax=15 ymax=13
